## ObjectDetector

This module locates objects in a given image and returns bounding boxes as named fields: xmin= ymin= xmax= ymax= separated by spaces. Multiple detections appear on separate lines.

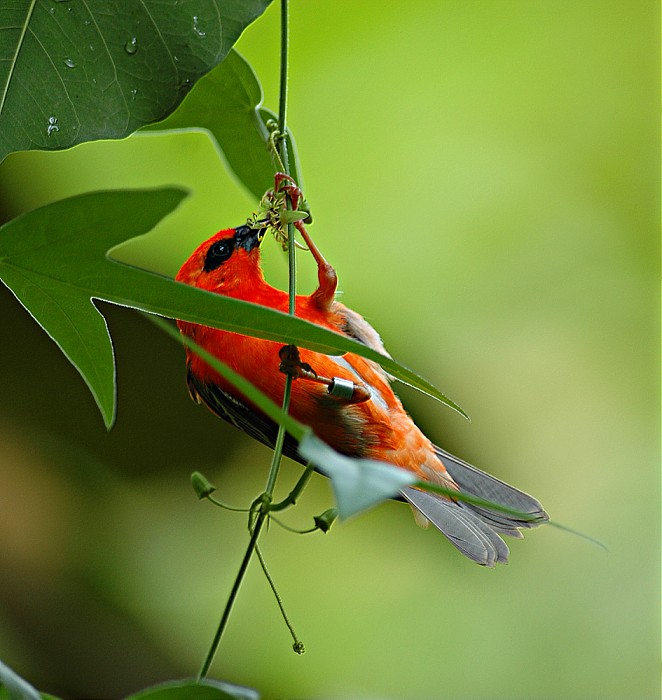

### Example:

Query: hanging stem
xmin=278 ymin=0 xmax=290 ymax=179
xmin=198 ymin=511 xmax=268 ymax=679
xmin=278 ymin=0 xmax=295 ymax=315
xmin=265 ymin=0 xmax=294 ymax=504
xmin=255 ymin=543 xmax=304 ymax=653
xmin=198 ymin=0 xmax=299 ymax=678
xmin=270 ymin=462 xmax=314 ymax=512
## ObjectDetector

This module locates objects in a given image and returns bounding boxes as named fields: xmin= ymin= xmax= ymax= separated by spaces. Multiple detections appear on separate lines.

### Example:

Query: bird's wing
xmin=335 ymin=303 xmax=396 ymax=383
xmin=186 ymin=367 xmax=304 ymax=464
xmin=336 ymin=304 xmax=391 ymax=357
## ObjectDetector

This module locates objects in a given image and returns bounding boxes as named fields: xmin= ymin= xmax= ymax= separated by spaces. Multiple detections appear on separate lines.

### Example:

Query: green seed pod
xmin=313 ymin=508 xmax=338 ymax=533
xmin=191 ymin=471 xmax=216 ymax=500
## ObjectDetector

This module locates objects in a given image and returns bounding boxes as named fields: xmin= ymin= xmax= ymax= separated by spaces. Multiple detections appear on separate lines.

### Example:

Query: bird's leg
xmin=274 ymin=173 xmax=337 ymax=312
xmin=299 ymin=219 xmax=337 ymax=313
xmin=278 ymin=344 xmax=319 ymax=382
xmin=278 ymin=345 xmax=370 ymax=405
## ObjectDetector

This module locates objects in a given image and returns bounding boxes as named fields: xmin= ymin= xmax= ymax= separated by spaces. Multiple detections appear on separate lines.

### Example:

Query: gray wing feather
xmin=434 ymin=445 xmax=548 ymax=532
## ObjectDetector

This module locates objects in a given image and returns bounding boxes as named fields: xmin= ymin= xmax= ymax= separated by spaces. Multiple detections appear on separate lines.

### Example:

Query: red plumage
xmin=176 ymin=219 xmax=547 ymax=565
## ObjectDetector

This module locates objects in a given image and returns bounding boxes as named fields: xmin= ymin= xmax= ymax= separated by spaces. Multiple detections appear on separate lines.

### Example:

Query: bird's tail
xmin=401 ymin=446 xmax=548 ymax=566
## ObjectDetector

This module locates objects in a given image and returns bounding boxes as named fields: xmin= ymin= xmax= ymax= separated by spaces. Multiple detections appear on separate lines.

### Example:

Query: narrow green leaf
xmin=125 ymin=678 xmax=259 ymax=700
xmin=142 ymin=282 xmax=462 ymax=415
xmin=298 ymin=433 xmax=417 ymax=520
xmin=0 ymin=659 xmax=42 ymax=700
xmin=413 ymin=479 xmax=546 ymax=521
xmin=0 ymin=190 xmax=465 ymax=428
xmin=147 ymin=313 xmax=306 ymax=441
xmin=145 ymin=49 xmax=303 ymax=199
xmin=157 ymin=314 xmax=532 ymax=529
xmin=0 ymin=1 xmax=273 ymax=163
xmin=153 ymin=316 xmax=522 ymax=525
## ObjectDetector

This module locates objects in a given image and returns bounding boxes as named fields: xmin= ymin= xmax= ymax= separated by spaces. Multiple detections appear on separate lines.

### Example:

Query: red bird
xmin=176 ymin=195 xmax=547 ymax=566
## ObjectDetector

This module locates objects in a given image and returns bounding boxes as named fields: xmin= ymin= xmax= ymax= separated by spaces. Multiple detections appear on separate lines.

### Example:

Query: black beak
xmin=235 ymin=224 xmax=267 ymax=252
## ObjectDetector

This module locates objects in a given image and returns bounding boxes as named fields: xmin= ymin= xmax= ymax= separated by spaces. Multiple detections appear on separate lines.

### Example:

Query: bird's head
xmin=176 ymin=224 xmax=267 ymax=292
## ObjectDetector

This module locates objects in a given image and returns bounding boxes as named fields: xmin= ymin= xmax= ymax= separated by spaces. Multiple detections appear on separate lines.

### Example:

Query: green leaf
xmin=141 ymin=288 xmax=467 ymax=419
xmin=0 ymin=1 xmax=273 ymax=163
xmin=145 ymin=49 xmax=303 ymax=200
xmin=298 ymin=434 xmax=417 ymax=520
xmin=125 ymin=678 xmax=259 ymax=700
xmin=0 ymin=190 xmax=465 ymax=428
xmin=0 ymin=188 xmax=188 ymax=427
xmin=145 ymin=302 xmax=466 ymax=419
xmin=0 ymin=659 xmax=42 ymax=700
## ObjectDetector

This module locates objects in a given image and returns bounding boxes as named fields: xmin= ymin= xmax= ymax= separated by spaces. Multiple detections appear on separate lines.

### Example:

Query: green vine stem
xmin=198 ymin=0 xmax=298 ymax=679
xmin=255 ymin=543 xmax=304 ymax=653
xmin=278 ymin=0 xmax=290 ymax=174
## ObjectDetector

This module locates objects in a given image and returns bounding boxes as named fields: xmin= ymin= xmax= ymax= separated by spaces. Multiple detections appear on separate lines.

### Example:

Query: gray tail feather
xmin=401 ymin=487 xmax=511 ymax=566
xmin=401 ymin=446 xmax=548 ymax=567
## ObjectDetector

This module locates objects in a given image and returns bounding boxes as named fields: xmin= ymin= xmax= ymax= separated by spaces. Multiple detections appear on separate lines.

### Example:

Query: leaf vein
xmin=0 ymin=0 xmax=38 ymax=117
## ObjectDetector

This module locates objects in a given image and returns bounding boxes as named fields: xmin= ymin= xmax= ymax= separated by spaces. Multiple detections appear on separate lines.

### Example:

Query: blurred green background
xmin=0 ymin=1 xmax=658 ymax=698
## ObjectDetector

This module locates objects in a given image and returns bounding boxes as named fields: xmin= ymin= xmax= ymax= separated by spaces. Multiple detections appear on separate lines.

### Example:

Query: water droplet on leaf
xmin=47 ymin=116 xmax=59 ymax=136
xmin=124 ymin=37 xmax=138 ymax=55
xmin=193 ymin=15 xmax=206 ymax=38
xmin=63 ymin=57 xmax=76 ymax=68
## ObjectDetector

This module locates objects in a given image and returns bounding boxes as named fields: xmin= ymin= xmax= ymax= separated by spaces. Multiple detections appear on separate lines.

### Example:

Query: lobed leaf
xmin=145 ymin=49 xmax=303 ymax=200
xmin=0 ymin=188 xmax=189 ymax=427
xmin=0 ymin=190 xmax=466 ymax=428
xmin=0 ymin=0 xmax=273 ymax=163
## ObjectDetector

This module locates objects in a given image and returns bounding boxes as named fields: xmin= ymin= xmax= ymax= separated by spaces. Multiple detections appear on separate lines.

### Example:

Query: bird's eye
xmin=204 ymin=239 xmax=234 ymax=272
